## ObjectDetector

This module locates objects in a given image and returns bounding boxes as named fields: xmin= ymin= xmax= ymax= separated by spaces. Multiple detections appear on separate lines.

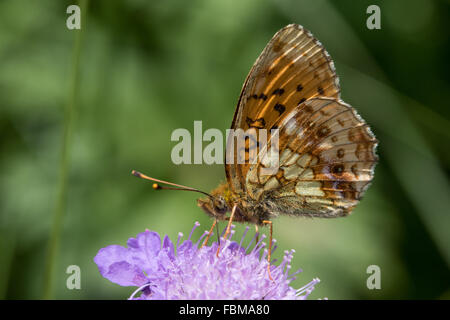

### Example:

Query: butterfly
xmin=133 ymin=24 xmax=378 ymax=279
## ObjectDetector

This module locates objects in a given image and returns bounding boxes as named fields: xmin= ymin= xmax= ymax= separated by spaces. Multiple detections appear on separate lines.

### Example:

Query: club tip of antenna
xmin=131 ymin=170 xmax=142 ymax=178
xmin=152 ymin=183 xmax=161 ymax=190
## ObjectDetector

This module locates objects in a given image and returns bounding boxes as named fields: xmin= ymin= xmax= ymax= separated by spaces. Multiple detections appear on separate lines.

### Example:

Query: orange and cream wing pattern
xmin=226 ymin=24 xmax=340 ymax=193
xmin=246 ymin=98 xmax=378 ymax=217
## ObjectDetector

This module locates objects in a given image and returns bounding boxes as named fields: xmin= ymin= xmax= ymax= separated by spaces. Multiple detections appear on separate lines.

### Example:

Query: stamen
xmin=245 ymin=231 xmax=259 ymax=253
xmin=273 ymin=252 xmax=289 ymax=274
xmin=271 ymin=242 xmax=278 ymax=255
xmin=284 ymin=265 xmax=292 ymax=279
xmin=196 ymin=230 xmax=210 ymax=247
xmin=287 ymin=268 xmax=303 ymax=280
xmin=239 ymin=226 xmax=250 ymax=249
xmin=296 ymin=278 xmax=320 ymax=296
xmin=188 ymin=221 xmax=200 ymax=241
xmin=261 ymin=248 xmax=268 ymax=261
xmin=176 ymin=232 xmax=183 ymax=249
xmin=220 ymin=223 xmax=235 ymax=237
xmin=250 ymin=234 xmax=267 ymax=255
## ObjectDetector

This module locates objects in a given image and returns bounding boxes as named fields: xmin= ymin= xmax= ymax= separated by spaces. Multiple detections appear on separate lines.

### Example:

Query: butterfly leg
xmin=255 ymin=225 xmax=259 ymax=243
xmin=262 ymin=220 xmax=273 ymax=281
xmin=216 ymin=203 xmax=237 ymax=257
xmin=201 ymin=219 xmax=217 ymax=249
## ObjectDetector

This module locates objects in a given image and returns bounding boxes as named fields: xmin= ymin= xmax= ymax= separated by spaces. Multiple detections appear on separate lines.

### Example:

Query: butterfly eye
xmin=213 ymin=197 xmax=227 ymax=215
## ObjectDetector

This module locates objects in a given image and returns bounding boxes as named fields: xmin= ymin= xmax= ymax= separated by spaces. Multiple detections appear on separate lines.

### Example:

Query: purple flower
xmin=94 ymin=222 xmax=320 ymax=300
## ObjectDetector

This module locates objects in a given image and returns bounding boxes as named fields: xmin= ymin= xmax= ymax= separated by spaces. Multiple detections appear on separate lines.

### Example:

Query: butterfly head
xmin=197 ymin=196 xmax=229 ymax=219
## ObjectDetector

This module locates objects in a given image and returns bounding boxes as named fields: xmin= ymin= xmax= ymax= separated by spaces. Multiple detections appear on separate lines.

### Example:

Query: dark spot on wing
xmin=303 ymin=104 xmax=313 ymax=113
xmin=272 ymin=88 xmax=285 ymax=96
xmin=316 ymin=126 xmax=330 ymax=138
xmin=318 ymin=87 xmax=325 ymax=95
xmin=274 ymin=103 xmax=286 ymax=115
xmin=246 ymin=117 xmax=266 ymax=129
xmin=331 ymin=164 xmax=344 ymax=175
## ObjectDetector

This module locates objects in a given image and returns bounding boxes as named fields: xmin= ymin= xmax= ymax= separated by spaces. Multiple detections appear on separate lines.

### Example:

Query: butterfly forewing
xmin=246 ymin=98 xmax=378 ymax=217
xmin=226 ymin=24 xmax=341 ymax=194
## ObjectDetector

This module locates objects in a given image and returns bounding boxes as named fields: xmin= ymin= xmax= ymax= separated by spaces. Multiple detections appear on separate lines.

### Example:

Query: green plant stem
xmin=42 ymin=0 xmax=88 ymax=299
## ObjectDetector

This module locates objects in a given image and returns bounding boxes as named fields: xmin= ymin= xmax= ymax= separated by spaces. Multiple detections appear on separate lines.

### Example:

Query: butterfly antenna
xmin=131 ymin=170 xmax=213 ymax=199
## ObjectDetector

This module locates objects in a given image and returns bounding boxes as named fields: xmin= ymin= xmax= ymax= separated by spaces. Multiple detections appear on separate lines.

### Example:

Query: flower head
xmin=94 ymin=222 xmax=320 ymax=300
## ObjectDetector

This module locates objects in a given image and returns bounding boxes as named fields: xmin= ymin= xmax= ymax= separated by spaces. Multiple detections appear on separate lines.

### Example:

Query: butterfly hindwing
xmin=245 ymin=97 xmax=378 ymax=217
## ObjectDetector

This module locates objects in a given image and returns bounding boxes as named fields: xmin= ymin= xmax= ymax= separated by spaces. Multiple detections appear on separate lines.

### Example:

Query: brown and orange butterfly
xmin=132 ymin=24 xmax=378 ymax=278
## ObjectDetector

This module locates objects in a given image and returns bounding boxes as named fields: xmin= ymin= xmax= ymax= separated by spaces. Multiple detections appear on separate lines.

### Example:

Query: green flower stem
xmin=42 ymin=0 xmax=88 ymax=299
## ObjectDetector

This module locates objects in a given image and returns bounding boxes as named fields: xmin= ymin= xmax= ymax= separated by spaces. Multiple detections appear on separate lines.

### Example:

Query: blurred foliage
xmin=0 ymin=0 xmax=449 ymax=299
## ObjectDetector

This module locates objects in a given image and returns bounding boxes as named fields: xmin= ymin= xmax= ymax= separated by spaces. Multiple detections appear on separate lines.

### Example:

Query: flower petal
xmin=94 ymin=245 xmax=130 ymax=274
xmin=94 ymin=246 xmax=147 ymax=286
xmin=127 ymin=230 xmax=161 ymax=274
xmin=162 ymin=235 xmax=175 ymax=260
xmin=103 ymin=261 xmax=147 ymax=287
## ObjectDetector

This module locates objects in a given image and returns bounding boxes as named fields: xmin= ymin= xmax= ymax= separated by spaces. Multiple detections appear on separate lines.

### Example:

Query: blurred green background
xmin=0 ymin=0 xmax=449 ymax=299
